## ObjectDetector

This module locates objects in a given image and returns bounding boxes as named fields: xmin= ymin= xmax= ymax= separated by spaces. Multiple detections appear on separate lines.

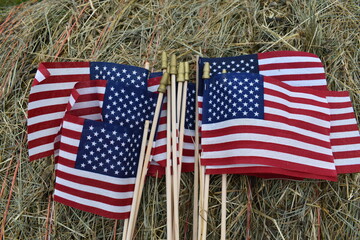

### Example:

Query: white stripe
xmin=260 ymin=67 xmax=325 ymax=76
xmin=61 ymin=135 xmax=80 ymax=148
xmin=153 ymin=153 xmax=166 ymax=162
xmin=27 ymin=111 xmax=65 ymax=126
xmin=265 ymin=94 xmax=329 ymax=113
xmin=184 ymin=129 xmax=195 ymax=137
xmin=182 ymin=156 xmax=194 ymax=163
xmin=80 ymin=114 xmax=103 ymax=121
xmin=48 ymin=67 xmax=90 ymax=76
xmin=28 ymin=127 xmax=60 ymax=141
xmin=77 ymin=86 xmax=106 ymax=95
xmin=56 ymin=177 xmax=134 ymax=199
xmin=202 ymin=148 xmax=335 ymax=170
xmin=28 ymin=96 xmax=69 ymax=111
xmin=331 ymin=130 xmax=360 ymax=139
xmin=332 ymin=143 xmax=360 ymax=152
xmin=72 ymin=101 xmax=103 ymax=110
xmin=202 ymin=132 xmax=332 ymax=155
xmin=63 ymin=120 xmax=83 ymax=132
xmin=183 ymin=142 xmax=195 ymax=151
xmin=265 ymin=82 xmax=327 ymax=103
xmin=154 ymin=138 xmax=166 ymax=148
xmin=57 ymin=164 xmax=136 ymax=185
xmin=283 ymin=79 xmax=326 ymax=87
xmin=206 ymin=163 xmax=269 ymax=169
xmin=58 ymin=149 xmax=77 ymax=162
xmin=327 ymin=96 xmax=350 ymax=103
xmin=28 ymin=142 xmax=54 ymax=156
xmin=330 ymin=107 xmax=354 ymax=115
xmin=202 ymin=119 xmax=330 ymax=142
xmin=258 ymin=56 xmax=321 ymax=65
xmin=34 ymin=70 xmax=45 ymax=83
xmin=334 ymin=158 xmax=360 ymax=166
xmin=148 ymin=85 xmax=158 ymax=92
xmin=68 ymin=96 xmax=76 ymax=109
xmin=30 ymin=82 xmax=76 ymax=94
xmin=265 ymin=106 xmax=330 ymax=128
xmin=54 ymin=189 xmax=131 ymax=214
xmin=331 ymin=118 xmax=357 ymax=127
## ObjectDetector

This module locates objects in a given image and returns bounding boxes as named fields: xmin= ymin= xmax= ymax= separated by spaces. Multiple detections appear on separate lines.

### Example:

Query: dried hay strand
xmin=0 ymin=0 xmax=359 ymax=239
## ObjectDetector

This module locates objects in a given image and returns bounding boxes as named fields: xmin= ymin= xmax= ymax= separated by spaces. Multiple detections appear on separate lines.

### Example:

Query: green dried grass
xmin=0 ymin=0 xmax=359 ymax=239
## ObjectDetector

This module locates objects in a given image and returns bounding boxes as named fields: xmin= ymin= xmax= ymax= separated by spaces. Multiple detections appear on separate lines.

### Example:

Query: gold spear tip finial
xmin=202 ymin=62 xmax=210 ymax=79
xmin=222 ymin=69 xmax=227 ymax=74
xmin=177 ymin=62 xmax=185 ymax=82
xmin=157 ymin=72 xmax=169 ymax=93
xmin=161 ymin=51 xmax=167 ymax=70
xmin=169 ymin=54 xmax=177 ymax=74
xmin=184 ymin=62 xmax=190 ymax=81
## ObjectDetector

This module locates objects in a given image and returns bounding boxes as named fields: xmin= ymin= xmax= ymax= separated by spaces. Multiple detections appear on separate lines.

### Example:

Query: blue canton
xmin=102 ymin=81 xmax=158 ymax=131
xmin=203 ymin=73 xmax=264 ymax=124
xmin=198 ymin=54 xmax=259 ymax=97
xmin=75 ymin=120 xmax=142 ymax=178
xmin=185 ymin=83 xmax=196 ymax=130
xmin=90 ymin=62 xmax=149 ymax=88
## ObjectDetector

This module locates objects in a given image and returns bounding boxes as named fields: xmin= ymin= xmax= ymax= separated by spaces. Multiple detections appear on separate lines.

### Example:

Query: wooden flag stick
xmin=201 ymin=174 xmax=210 ymax=240
xmin=124 ymin=62 xmax=151 ymax=240
xmin=126 ymin=71 xmax=167 ymax=240
xmin=170 ymin=54 xmax=180 ymax=240
xmin=221 ymin=174 xmax=227 ymax=240
xmin=193 ymin=56 xmax=200 ymax=240
xmin=199 ymin=62 xmax=210 ymax=240
xmin=125 ymin=120 xmax=150 ymax=240
xmin=165 ymin=79 xmax=174 ymax=240
xmin=220 ymin=69 xmax=228 ymax=240
xmin=176 ymin=62 xmax=188 ymax=192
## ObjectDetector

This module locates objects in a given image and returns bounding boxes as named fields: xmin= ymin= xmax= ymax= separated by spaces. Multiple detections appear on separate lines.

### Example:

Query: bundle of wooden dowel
xmin=122 ymin=52 xmax=226 ymax=240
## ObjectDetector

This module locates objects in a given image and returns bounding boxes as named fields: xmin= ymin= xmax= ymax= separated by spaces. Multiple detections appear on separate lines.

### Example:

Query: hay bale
xmin=0 ymin=0 xmax=359 ymax=239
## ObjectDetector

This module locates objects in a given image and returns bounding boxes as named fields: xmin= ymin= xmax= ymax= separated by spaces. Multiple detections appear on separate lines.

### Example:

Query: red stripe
xmin=202 ymin=140 xmax=333 ymax=162
xmin=60 ymin=142 xmax=79 ymax=155
xmin=260 ymin=62 xmax=324 ymax=71
xmin=28 ymin=134 xmax=57 ymax=149
xmin=56 ymin=170 xmax=135 ymax=192
xmin=148 ymin=76 xmax=161 ymax=87
xmin=266 ymin=100 xmax=329 ymax=121
xmin=330 ymin=112 xmax=357 ymax=121
xmin=266 ymin=113 xmax=329 ymax=135
xmin=41 ymin=62 xmax=90 ymax=68
xmin=61 ymin=127 xmax=83 ymax=140
xmin=68 ymin=107 xmax=102 ymax=117
xmin=28 ymin=119 xmax=62 ymax=134
xmin=205 ymin=166 xmax=337 ymax=181
xmin=336 ymin=165 xmax=360 ymax=174
xmin=331 ymin=136 xmax=360 ymax=146
xmin=331 ymin=124 xmax=359 ymax=132
xmin=262 ymin=73 xmax=326 ymax=82
xmin=56 ymin=157 xmax=76 ymax=167
xmin=201 ymin=156 xmax=336 ymax=177
xmin=29 ymin=89 xmax=74 ymax=103
xmin=333 ymin=150 xmax=360 ymax=159
xmin=328 ymin=101 xmax=353 ymax=109
xmin=258 ymin=51 xmax=320 ymax=59
xmin=202 ymin=125 xmax=330 ymax=148
xmin=29 ymin=150 xmax=54 ymax=161
xmin=266 ymin=87 xmax=328 ymax=107
xmin=28 ymin=104 xmax=67 ymax=118
xmin=53 ymin=195 xmax=130 ymax=219
xmin=55 ymin=183 xmax=133 ymax=206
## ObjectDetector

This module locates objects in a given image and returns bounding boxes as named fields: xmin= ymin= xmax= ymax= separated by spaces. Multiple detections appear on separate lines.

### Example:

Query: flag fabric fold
xmin=27 ymin=62 xmax=150 ymax=161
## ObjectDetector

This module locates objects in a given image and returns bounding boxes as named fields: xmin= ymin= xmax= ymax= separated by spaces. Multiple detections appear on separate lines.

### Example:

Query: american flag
xmin=27 ymin=62 xmax=149 ymax=161
xmin=54 ymin=79 xmax=160 ymax=218
xmin=151 ymin=82 xmax=196 ymax=173
xmin=54 ymin=113 xmax=142 ymax=219
xmin=198 ymin=51 xmax=360 ymax=176
xmin=201 ymin=73 xmax=337 ymax=180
